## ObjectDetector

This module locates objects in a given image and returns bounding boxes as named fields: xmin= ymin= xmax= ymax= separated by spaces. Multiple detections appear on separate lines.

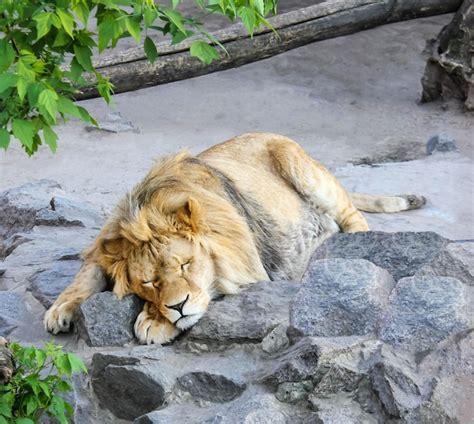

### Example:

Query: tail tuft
xmin=399 ymin=195 xmax=426 ymax=210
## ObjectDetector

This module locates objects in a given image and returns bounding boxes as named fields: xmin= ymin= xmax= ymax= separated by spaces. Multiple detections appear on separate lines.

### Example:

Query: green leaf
xmin=125 ymin=18 xmax=141 ymax=42
xmin=0 ymin=129 xmax=10 ymax=150
xmin=55 ymin=354 xmax=72 ymax=375
xmin=190 ymin=41 xmax=220 ymax=65
xmin=27 ymin=82 xmax=44 ymax=107
xmin=34 ymin=348 xmax=47 ymax=367
xmin=25 ymin=395 xmax=38 ymax=416
xmin=57 ymin=95 xmax=80 ymax=117
xmin=38 ymin=89 xmax=59 ymax=123
xmin=162 ymin=9 xmax=187 ymax=35
xmin=0 ymin=416 xmax=9 ymax=424
xmin=73 ymin=45 xmax=93 ymax=71
xmin=77 ymin=106 xmax=97 ymax=125
xmin=12 ymin=119 xmax=36 ymax=150
xmin=56 ymin=9 xmax=75 ymax=38
xmin=0 ymin=40 xmax=15 ymax=72
xmin=15 ymin=418 xmax=35 ymax=424
xmin=98 ymin=20 xmax=116 ymax=52
xmin=172 ymin=0 xmax=180 ymax=8
xmin=72 ymin=2 xmax=90 ymax=26
xmin=17 ymin=60 xmax=36 ymax=82
xmin=144 ymin=36 xmax=158 ymax=63
xmin=16 ymin=78 xmax=29 ymax=102
xmin=33 ymin=12 xmax=52 ymax=40
xmin=67 ymin=352 xmax=87 ymax=373
xmin=43 ymin=125 xmax=58 ymax=153
xmin=0 ymin=73 xmax=17 ymax=93
xmin=238 ymin=7 xmax=256 ymax=36
xmin=0 ymin=400 xmax=12 ymax=417
xmin=251 ymin=0 xmax=265 ymax=15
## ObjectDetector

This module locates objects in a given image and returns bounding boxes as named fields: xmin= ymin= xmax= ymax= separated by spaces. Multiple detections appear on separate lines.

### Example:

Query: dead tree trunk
xmin=0 ymin=337 xmax=14 ymax=385
xmin=421 ymin=0 xmax=473 ymax=110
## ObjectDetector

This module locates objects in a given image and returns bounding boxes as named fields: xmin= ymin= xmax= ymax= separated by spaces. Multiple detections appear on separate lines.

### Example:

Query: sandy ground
xmin=0 ymin=14 xmax=472 ymax=240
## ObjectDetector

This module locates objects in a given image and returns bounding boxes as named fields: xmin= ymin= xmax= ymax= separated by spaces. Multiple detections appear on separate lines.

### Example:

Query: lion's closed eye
xmin=181 ymin=261 xmax=191 ymax=273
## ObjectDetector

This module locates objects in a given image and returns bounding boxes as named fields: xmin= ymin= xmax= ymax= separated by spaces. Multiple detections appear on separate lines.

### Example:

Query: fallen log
xmin=0 ymin=336 xmax=13 ymax=385
xmin=77 ymin=0 xmax=462 ymax=99
xmin=421 ymin=0 xmax=473 ymax=110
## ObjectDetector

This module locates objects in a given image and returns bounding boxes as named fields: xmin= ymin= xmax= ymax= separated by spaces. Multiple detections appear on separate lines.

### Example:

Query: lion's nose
xmin=165 ymin=294 xmax=189 ymax=315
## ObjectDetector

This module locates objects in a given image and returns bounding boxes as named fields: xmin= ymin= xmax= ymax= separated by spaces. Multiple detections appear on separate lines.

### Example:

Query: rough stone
xmin=177 ymin=372 xmax=246 ymax=403
xmin=416 ymin=242 xmax=474 ymax=286
xmin=309 ymin=393 xmax=380 ymax=424
xmin=135 ymin=387 xmax=310 ymax=424
xmin=378 ymin=276 xmax=472 ymax=352
xmin=186 ymin=280 xmax=299 ymax=345
xmin=426 ymin=134 xmax=458 ymax=155
xmin=93 ymin=364 xmax=165 ymax=420
xmin=370 ymin=345 xmax=423 ymax=418
xmin=0 ymin=292 xmax=32 ymax=337
xmin=276 ymin=381 xmax=313 ymax=404
xmin=75 ymin=292 xmax=144 ymax=346
xmin=290 ymin=259 xmax=395 ymax=338
xmin=0 ymin=180 xmax=102 ymax=242
xmin=261 ymin=323 xmax=290 ymax=354
xmin=312 ymin=231 xmax=449 ymax=281
xmin=414 ymin=329 xmax=474 ymax=423
xmin=27 ymin=260 xmax=82 ymax=308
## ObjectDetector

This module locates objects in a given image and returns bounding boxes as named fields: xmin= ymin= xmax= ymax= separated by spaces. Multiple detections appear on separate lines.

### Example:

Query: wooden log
xmin=76 ymin=0 xmax=463 ymax=99
xmin=0 ymin=337 xmax=14 ymax=385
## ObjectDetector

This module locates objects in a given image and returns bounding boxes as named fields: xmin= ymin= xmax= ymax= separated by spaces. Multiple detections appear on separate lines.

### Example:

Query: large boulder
xmin=27 ymin=260 xmax=82 ymax=308
xmin=75 ymin=292 xmax=144 ymax=347
xmin=289 ymin=259 xmax=395 ymax=338
xmin=416 ymin=242 xmax=474 ymax=286
xmin=185 ymin=280 xmax=299 ymax=346
xmin=378 ymin=276 xmax=472 ymax=352
xmin=0 ymin=292 xmax=34 ymax=337
xmin=312 ymin=231 xmax=449 ymax=280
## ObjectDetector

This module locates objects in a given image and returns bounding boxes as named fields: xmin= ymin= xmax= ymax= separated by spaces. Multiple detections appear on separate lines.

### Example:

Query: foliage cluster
xmin=0 ymin=0 xmax=278 ymax=155
xmin=0 ymin=342 xmax=87 ymax=424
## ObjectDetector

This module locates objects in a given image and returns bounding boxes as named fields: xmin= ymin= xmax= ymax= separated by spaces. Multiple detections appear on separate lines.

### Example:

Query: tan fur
xmin=44 ymin=133 xmax=425 ymax=344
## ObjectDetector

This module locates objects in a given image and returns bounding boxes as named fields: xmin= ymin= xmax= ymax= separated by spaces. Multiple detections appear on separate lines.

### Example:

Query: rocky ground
xmin=0 ymin=9 xmax=473 ymax=424
xmin=0 ymin=181 xmax=472 ymax=423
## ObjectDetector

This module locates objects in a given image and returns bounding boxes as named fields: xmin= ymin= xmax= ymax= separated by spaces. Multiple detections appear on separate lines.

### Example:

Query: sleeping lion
xmin=44 ymin=133 xmax=425 ymax=344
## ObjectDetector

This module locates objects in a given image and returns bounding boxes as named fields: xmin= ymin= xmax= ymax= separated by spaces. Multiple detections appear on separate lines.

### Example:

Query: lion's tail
xmin=349 ymin=193 xmax=426 ymax=213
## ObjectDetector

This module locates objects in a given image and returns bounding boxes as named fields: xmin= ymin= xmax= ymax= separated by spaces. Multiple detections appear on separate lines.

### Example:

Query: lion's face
xmin=125 ymin=235 xmax=215 ymax=330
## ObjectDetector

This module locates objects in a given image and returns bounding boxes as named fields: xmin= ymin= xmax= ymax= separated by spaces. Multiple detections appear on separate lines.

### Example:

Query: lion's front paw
xmin=44 ymin=302 xmax=76 ymax=334
xmin=134 ymin=309 xmax=181 ymax=345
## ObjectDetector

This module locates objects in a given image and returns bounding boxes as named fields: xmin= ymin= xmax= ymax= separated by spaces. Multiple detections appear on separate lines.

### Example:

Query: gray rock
xmin=93 ymin=364 xmax=165 ymax=420
xmin=370 ymin=345 xmax=423 ymax=418
xmin=414 ymin=329 xmax=474 ymax=423
xmin=309 ymin=393 xmax=379 ymax=424
xmin=135 ymin=388 xmax=306 ymax=424
xmin=378 ymin=276 xmax=472 ymax=352
xmin=290 ymin=259 xmax=395 ymax=338
xmin=177 ymin=372 xmax=246 ymax=403
xmin=416 ymin=242 xmax=474 ymax=286
xmin=186 ymin=280 xmax=299 ymax=345
xmin=0 ymin=292 xmax=32 ymax=337
xmin=276 ymin=381 xmax=313 ymax=404
xmin=260 ymin=336 xmax=374 ymax=388
xmin=75 ymin=292 xmax=144 ymax=346
xmin=0 ymin=180 xmax=102 ymax=242
xmin=426 ymin=134 xmax=458 ymax=155
xmin=261 ymin=323 xmax=290 ymax=354
xmin=313 ymin=232 xmax=449 ymax=281
xmin=27 ymin=260 xmax=82 ymax=308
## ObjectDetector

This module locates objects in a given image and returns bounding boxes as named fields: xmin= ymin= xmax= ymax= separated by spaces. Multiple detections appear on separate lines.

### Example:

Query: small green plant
xmin=0 ymin=342 xmax=87 ymax=424
xmin=0 ymin=0 xmax=278 ymax=155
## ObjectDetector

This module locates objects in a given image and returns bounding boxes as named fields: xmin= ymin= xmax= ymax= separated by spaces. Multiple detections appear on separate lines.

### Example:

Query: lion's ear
xmin=175 ymin=197 xmax=203 ymax=233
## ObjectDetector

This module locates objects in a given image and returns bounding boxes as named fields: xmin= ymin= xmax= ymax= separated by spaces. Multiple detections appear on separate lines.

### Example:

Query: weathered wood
xmin=77 ymin=0 xmax=463 ymax=99
xmin=421 ymin=0 xmax=473 ymax=110
xmin=0 ymin=337 xmax=13 ymax=385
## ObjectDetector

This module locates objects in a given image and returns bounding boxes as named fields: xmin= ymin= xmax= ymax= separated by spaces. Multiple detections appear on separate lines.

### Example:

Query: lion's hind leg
xmin=44 ymin=262 xmax=106 ymax=334
xmin=269 ymin=139 xmax=369 ymax=233
xmin=134 ymin=302 xmax=181 ymax=345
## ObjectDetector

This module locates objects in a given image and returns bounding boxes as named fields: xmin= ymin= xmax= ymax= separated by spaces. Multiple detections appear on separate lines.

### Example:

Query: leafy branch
xmin=0 ymin=0 xmax=278 ymax=156
xmin=0 ymin=342 xmax=87 ymax=424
